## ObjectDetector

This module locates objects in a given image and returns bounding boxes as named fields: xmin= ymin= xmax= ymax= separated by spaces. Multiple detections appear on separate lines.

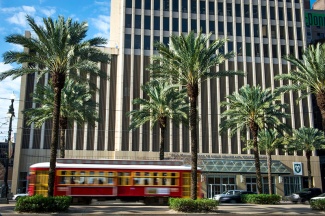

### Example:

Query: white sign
xmin=293 ymin=162 xmax=303 ymax=175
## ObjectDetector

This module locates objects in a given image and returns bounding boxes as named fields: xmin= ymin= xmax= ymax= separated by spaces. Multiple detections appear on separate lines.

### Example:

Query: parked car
xmin=12 ymin=193 xmax=29 ymax=201
xmin=219 ymin=191 xmax=256 ymax=203
xmin=289 ymin=188 xmax=322 ymax=203
xmin=213 ymin=190 xmax=245 ymax=201
xmin=310 ymin=193 xmax=325 ymax=203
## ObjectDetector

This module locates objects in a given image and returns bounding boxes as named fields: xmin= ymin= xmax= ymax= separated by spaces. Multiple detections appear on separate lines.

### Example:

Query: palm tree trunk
xmin=59 ymin=117 xmax=68 ymax=158
xmin=267 ymin=153 xmax=272 ymax=194
xmin=188 ymin=83 xmax=198 ymax=200
xmin=159 ymin=117 xmax=167 ymax=160
xmin=250 ymin=121 xmax=262 ymax=194
xmin=306 ymin=151 xmax=313 ymax=188
xmin=316 ymin=92 xmax=325 ymax=131
xmin=48 ymin=73 xmax=65 ymax=197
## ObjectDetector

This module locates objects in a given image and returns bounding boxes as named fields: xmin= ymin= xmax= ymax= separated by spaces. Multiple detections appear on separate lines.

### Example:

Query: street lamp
xmin=3 ymin=94 xmax=15 ymax=200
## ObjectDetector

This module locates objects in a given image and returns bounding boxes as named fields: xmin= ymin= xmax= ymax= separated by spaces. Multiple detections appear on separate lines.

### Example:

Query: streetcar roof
xmin=30 ymin=162 xmax=201 ymax=171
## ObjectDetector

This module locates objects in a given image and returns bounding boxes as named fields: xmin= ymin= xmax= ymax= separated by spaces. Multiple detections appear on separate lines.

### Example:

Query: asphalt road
xmin=0 ymin=200 xmax=324 ymax=215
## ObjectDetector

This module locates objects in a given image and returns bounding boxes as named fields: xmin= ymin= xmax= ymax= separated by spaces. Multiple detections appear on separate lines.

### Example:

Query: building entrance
xmin=206 ymin=175 xmax=236 ymax=199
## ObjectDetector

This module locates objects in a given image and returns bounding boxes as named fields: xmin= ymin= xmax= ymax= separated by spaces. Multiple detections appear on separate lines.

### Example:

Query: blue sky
xmin=0 ymin=0 xmax=111 ymax=141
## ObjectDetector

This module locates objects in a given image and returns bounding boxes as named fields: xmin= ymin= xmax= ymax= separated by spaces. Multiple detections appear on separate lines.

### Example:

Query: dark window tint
xmin=154 ymin=36 xmax=160 ymax=50
xmin=209 ymin=21 xmax=215 ymax=33
xmin=126 ymin=1 xmax=132 ymax=8
xmin=182 ymin=18 xmax=188 ymax=32
xmin=227 ymin=22 xmax=232 ymax=36
xmin=182 ymin=0 xmax=188 ymax=12
xmin=163 ymin=0 xmax=169 ymax=11
xmin=134 ymin=35 xmax=141 ymax=49
xmin=200 ymin=1 xmax=206 ymax=14
xmin=173 ymin=18 xmax=179 ymax=31
xmin=145 ymin=16 xmax=151 ymax=29
xmin=191 ymin=19 xmax=197 ymax=32
xmin=254 ymin=24 xmax=259 ymax=37
xmin=253 ymin=5 xmax=258 ymax=18
xmin=262 ymin=6 xmax=266 ymax=19
xmin=278 ymin=8 xmax=284 ymax=20
xmin=173 ymin=0 xmax=179 ymax=12
xmin=145 ymin=0 xmax=151 ymax=10
xmin=144 ymin=35 xmax=150 ymax=50
xmin=235 ymin=4 xmax=241 ymax=17
xmin=201 ymin=20 xmax=206 ymax=33
xmin=228 ymin=42 xmax=233 ymax=52
xmin=246 ymin=43 xmax=251 ymax=56
xmin=154 ymin=17 xmax=160 ymax=30
xmin=163 ymin=36 xmax=169 ymax=46
xmin=272 ymin=45 xmax=277 ymax=58
xmin=245 ymin=23 xmax=250 ymax=37
xmin=236 ymin=23 xmax=241 ymax=36
xmin=297 ymin=27 xmax=302 ymax=40
xmin=209 ymin=2 xmax=214 ymax=15
xmin=154 ymin=0 xmax=160 ymax=10
xmin=296 ymin=9 xmax=301 ymax=22
xmin=135 ymin=0 xmax=141 ymax=9
xmin=270 ymin=7 xmax=275 ymax=20
xmin=191 ymin=0 xmax=197 ymax=13
xmin=218 ymin=22 xmax=224 ymax=34
xmin=227 ymin=3 xmax=232 ymax=16
xmin=125 ymin=34 xmax=131 ymax=48
xmin=125 ymin=14 xmax=132 ymax=28
xmin=163 ymin=17 xmax=169 ymax=31
xmin=287 ymin=8 xmax=292 ymax=21
xmin=237 ymin=42 xmax=242 ymax=55
xmin=135 ymin=15 xmax=141 ymax=29
xmin=244 ymin=5 xmax=249 ymax=18
xmin=218 ymin=3 xmax=223 ymax=15
xmin=264 ymin=44 xmax=269 ymax=57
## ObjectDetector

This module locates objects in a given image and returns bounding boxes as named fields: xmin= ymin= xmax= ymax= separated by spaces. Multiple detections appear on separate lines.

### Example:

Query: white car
xmin=12 ymin=193 xmax=29 ymax=201
xmin=310 ymin=193 xmax=325 ymax=202
xmin=213 ymin=190 xmax=245 ymax=201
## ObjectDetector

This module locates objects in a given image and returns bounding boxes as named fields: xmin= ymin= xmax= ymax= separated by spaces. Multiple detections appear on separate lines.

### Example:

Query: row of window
xmin=126 ymin=0 xmax=300 ymax=18
xmin=125 ymin=15 xmax=302 ymax=41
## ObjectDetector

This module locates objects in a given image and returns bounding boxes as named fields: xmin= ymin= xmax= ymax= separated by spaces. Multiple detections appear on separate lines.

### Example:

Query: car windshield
xmin=316 ymin=193 xmax=325 ymax=197
xmin=222 ymin=191 xmax=229 ymax=194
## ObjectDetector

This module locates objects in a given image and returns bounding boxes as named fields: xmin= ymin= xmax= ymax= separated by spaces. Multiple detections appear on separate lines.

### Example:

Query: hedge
xmin=241 ymin=194 xmax=281 ymax=204
xmin=169 ymin=198 xmax=218 ymax=213
xmin=310 ymin=199 xmax=325 ymax=210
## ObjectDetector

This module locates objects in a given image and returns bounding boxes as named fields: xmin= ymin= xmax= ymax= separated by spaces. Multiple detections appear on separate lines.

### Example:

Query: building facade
xmin=12 ymin=0 xmax=322 ymax=198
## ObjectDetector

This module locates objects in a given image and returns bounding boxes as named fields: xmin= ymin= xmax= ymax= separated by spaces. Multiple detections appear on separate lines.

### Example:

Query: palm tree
xmin=257 ymin=129 xmax=284 ymax=194
xmin=149 ymin=31 xmax=242 ymax=199
xmin=220 ymin=85 xmax=289 ymax=194
xmin=1 ymin=16 xmax=109 ymax=196
xmin=127 ymin=79 xmax=188 ymax=160
xmin=276 ymin=43 xmax=325 ymax=130
xmin=23 ymin=79 xmax=99 ymax=158
xmin=285 ymin=127 xmax=325 ymax=188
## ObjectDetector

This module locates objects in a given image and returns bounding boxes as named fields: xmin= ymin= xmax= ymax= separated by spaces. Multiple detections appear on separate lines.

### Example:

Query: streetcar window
xmin=80 ymin=171 xmax=85 ymax=184
xmin=107 ymin=178 xmax=114 ymax=185
xmin=70 ymin=171 xmax=76 ymax=184
xmin=60 ymin=171 xmax=67 ymax=184
xmin=89 ymin=171 xmax=94 ymax=184
xmin=99 ymin=172 xmax=105 ymax=184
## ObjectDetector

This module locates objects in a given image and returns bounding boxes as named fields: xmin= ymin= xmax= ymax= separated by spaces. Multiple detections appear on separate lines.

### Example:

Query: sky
xmin=0 ymin=0 xmax=111 ymax=141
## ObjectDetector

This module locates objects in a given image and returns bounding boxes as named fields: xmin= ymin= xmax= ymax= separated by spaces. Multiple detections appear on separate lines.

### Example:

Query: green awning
xmin=200 ymin=159 xmax=291 ymax=174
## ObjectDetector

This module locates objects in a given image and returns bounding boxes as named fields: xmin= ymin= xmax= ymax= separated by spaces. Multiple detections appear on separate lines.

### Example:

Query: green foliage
xmin=14 ymin=195 xmax=71 ymax=213
xmin=169 ymin=198 xmax=218 ymax=213
xmin=241 ymin=194 xmax=281 ymax=204
xmin=310 ymin=199 xmax=325 ymax=210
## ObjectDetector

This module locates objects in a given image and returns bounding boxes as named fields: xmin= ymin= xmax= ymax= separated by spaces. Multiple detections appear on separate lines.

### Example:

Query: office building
xmin=12 ymin=0 xmax=321 ymax=198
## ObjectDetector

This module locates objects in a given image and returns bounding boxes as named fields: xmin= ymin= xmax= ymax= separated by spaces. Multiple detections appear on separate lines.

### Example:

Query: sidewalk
xmin=0 ymin=200 xmax=324 ymax=215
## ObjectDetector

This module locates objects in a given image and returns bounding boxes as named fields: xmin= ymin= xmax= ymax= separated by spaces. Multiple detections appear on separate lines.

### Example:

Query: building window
xmin=245 ymin=23 xmax=250 ymax=37
xmin=246 ymin=42 xmax=251 ymax=56
xmin=173 ymin=18 xmax=179 ymax=32
xmin=145 ymin=0 xmax=151 ymax=10
xmin=135 ymin=15 xmax=141 ymax=29
xmin=125 ymin=14 xmax=132 ymax=28
xmin=288 ymin=27 xmax=294 ymax=40
xmin=271 ymin=25 xmax=276 ymax=38
xmin=280 ymin=26 xmax=285 ymax=39
xmin=296 ymin=9 xmax=301 ymax=22
xmin=218 ymin=22 xmax=224 ymax=35
xmin=264 ymin=44 xmax=269 ymax=57
xmin=163 ymin=0 xmax=169 ymax=11
xmin=182 ymin=18 xmax=188 ymax=32
xmin=278 ymin=8 xmax=284 ymax=21
xmin=209 ymin=2 xmax=214 ymax=15
xmin=144 ymin=35 xmax=150 ymax=50
xmin=182 ymin=0 xmax=188 ymax=12
xmin=254 ymin=24 xmax=259 ymax=37
xmin=253 ymin=5 xmax=258 ymax=19
xmin=163 ymin=17 xmax=169 ymax=31
xmin=270 ymin=7 xmax=275 ymax=20
xmin=237 ymin=42 xmax=242 ymax=56
xmin=154 ymin=16 xmax=160 ymax=30
xmin=262 ymin=6 xmax=267 ymax=19
xmin=163 ymin=36 xmax=169 ymax=46
xmin=262 ymin=25 xmax=268 ymax=38
xmin=218 ymin=2 xmax=223 ymax=16
xmin=287 ymin=8 xmax=292 ymax=21
xmin=144 ymin=16 xmax=151 ymax=30
xmin=201 ymin=20 xmax=206 ymax=33
xmin=134 ymin=35 xmax=141 ymax=49
xmin=126 ymin=1 xmax=132 ymax=8
xmin=135 ymin=0 xmax=141 ymax=9
xmin=173 ymin=0 xmax=179 ymax=12
xmin=255 ymin=43 xmax=260 ymax=57
xmin=228 ymin=42 xmax=233 ymax=52
xmin=154 ymin=36 xmax=160 ymax=50
xmin=281 ymin=45 xmax=286 ymax=56
xmin=235 ymin=4 xmax=241 ymax=17
xmin=125 ymin=34 xmax=131 ymax=49
xmin=284 ymin=176 xmax=302 ymax=196
xmin=209 ymin=21 xmax=215 ymax=33
xmin=227 ymin=22 xmax=232 ymax=36
xmin=236 ymin=23 xmax=241 ymax=36
xmin=226 ymin=3 xmax=232 ymax=16
xmin=297 ymin=27 xmax=302 ymax=40
xmin=154 ymin=0 xmax=160 ymax=10
xmin=191 ymin=19 xmax=197 ymax=32
xmin=200 ymin=1 xmax=206 ymax=14
xmin=244 ymin=5 xmax=249 ymax=18
xmin=272 ymin=45 xmax=278 ymax=58
xmin=191 ymin=0 xmax=197 ymax=13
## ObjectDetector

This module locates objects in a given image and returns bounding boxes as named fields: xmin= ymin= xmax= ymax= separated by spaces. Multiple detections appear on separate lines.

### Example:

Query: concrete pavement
xmin=0 ymin=200 xmax=324 ymax=215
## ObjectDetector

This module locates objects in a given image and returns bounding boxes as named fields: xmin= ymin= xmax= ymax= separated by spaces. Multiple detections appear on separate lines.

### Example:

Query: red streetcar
xmin=27 ymin=159 xmax=201 ymax=204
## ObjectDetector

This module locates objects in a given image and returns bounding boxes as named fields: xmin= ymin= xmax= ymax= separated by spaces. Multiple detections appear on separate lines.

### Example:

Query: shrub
xmin=310 ymin=199 xmax=325 ymax=210
xmin=241 ymin=194 xmax=281 ymax=204
xmin=169 ymin=198 xmax=218 ymax=213
xmin=14 ymin=195 xmax=72 ymax=213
